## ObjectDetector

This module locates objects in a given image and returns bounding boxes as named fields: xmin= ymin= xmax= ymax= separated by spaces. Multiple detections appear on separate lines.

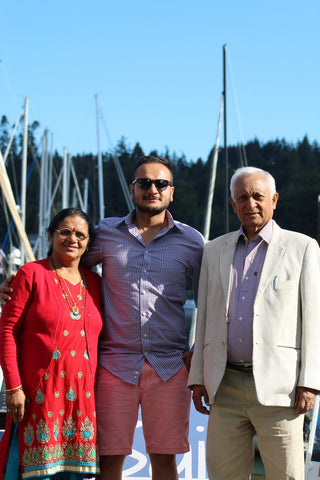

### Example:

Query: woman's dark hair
xmin=47 ymin=208 xmax=95 ymax=256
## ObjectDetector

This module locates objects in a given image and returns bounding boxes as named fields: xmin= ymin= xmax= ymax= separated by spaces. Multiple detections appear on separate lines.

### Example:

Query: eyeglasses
xmin=132 ymin=178 xmax=172 ymax=191
xmin=55 ymin=228 xmax=89 ymax=241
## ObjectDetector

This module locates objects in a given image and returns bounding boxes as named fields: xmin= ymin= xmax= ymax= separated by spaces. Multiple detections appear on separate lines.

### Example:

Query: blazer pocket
xmin=273 ymin=279 xmax=296 ymax=289
xmin=276 ymin=344 xmax=301 ymax=350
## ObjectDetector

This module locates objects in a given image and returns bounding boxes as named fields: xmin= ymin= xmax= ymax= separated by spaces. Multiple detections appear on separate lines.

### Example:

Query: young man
xmin=85 ymin=156 xmax=204 ymax=479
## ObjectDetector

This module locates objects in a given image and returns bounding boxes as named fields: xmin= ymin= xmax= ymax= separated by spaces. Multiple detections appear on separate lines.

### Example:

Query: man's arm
xmin=298 ymin=238 xmax=320 ymax=392
xmin=190 ymin=232 xmax=205 ymax=308
xmin=183 ymin=351 xmax=193 ymax=372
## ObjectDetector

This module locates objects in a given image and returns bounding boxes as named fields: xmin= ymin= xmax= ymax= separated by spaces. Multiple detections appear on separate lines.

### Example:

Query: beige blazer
xmin=188 ymin=221 xmax=320 ymax=407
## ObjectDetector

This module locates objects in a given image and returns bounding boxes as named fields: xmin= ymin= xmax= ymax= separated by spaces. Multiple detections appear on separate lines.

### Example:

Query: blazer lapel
xmin=257 ymin=223 xmax=287 ymax=294
xmin=220 ymin=232 xmax=238 ymax=304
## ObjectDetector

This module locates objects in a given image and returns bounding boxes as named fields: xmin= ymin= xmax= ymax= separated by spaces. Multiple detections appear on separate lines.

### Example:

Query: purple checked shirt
xmin=83 ymin=211 xmax=204 ymax=385
xmin=227 ymin=221 xmax=273 ymax=363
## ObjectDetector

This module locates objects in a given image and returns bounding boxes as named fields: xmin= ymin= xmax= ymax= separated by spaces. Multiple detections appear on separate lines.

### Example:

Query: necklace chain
xmin=50 ymin=258 xmax=86 ymax=320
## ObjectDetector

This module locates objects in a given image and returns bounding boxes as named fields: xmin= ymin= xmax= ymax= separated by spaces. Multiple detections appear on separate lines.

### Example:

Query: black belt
xmin=227 ymin=362 xmax=253 ymax=374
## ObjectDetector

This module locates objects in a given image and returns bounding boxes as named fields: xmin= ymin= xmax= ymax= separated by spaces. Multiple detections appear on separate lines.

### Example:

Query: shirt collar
xmin=237 ymin=219 xmax=274 ymax=244
xmin=117 ymin=210 xmax=178 ymax=231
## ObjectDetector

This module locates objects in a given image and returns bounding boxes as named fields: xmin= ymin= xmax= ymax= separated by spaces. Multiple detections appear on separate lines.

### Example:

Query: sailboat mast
xmin=0 ymin=150 xmax=35 ymax=262
xmin=20 ymin=97 xmax=29 ymax=263
xmin=203 ymin=94 xmax=224 ymax=241
xmin=223 ymin=44 xmax=229 ymax=233
xmin=95 ymin=94 xmax=105 ymax=221
xmin=62 ymin=147 xmax=69 ymax=208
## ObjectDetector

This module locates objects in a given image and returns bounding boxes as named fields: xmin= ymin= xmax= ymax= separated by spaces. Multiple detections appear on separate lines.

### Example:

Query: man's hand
xmin=191 ymin=384 xmax=210 ymax=415
xmin=6 ymin=389 xmax=26 ymax=423
xmin=183 ymin=351 xmax=193 ymax=372
xmin=295 ymin=386 xmax=318 ymax=414
xmin=0 ymin=274 xmax=15 ymax=306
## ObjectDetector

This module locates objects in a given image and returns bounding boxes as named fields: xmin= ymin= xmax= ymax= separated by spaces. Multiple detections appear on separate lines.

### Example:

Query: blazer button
xmin=222 ymin=340 xmax=226 ymax=346
xmin=225 ymin=317 xmax=230 ymax=324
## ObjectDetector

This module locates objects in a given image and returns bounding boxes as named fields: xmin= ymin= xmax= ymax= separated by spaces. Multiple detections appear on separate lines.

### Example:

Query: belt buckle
xmin=227 ymin=362 xmax=253 ymax=374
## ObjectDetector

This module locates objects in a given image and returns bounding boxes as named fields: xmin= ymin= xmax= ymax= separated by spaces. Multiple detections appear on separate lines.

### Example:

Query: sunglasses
xmin=132 ymin=178 xmax=172 ymax=191
xmin=55 ymin=228 xmax=89 ymax=241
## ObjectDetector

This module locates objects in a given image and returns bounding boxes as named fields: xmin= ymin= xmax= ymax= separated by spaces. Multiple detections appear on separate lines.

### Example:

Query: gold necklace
xmin=50 ymin=258 xmax=86 ymax=320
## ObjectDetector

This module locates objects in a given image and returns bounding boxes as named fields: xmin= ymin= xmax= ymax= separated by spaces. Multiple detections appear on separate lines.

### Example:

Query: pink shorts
xmin=96 ymin=361 xmax=191 ymax=455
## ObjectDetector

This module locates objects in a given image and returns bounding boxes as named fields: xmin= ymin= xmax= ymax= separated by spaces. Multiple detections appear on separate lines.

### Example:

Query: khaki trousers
xmin=206 ymin=368 xmax=304 ymax=480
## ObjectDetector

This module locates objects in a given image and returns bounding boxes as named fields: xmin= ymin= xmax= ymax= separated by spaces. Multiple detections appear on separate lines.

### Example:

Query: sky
xmin=0 ymin=0 xmax=319 ymax=163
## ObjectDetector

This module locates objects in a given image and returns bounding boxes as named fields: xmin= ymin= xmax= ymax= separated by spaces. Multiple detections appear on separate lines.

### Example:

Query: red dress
xmin=0 ymin=258 xmax=103 ymax=478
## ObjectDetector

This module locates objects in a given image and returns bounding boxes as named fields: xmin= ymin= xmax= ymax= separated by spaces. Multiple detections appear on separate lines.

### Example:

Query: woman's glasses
xmin=132 ymin=178 xmax=172 ymax=191
xmin=55 ymin=228 xmax=89 ymax=241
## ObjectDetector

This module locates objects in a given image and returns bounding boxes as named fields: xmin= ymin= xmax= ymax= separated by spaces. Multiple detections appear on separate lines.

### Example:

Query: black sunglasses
xmin=132 ymin=178 xmax=172 ymax=191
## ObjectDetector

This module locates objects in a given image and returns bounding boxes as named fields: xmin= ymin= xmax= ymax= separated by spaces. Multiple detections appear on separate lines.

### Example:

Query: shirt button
xmin=142 ymin=290 xmax=146 ymax=295
xmin=238 ymin=338 xmax=243 ymax=343
xmin=242 ymin=296 xmax=246 ymax=300
xmin=144 ymin=334 xmax=147 ymax=338
xmin=238 ymin=316 xmax=243 ymax=321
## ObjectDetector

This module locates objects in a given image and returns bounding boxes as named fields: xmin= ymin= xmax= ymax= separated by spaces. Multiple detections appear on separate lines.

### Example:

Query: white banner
xmin=305 ymin=396 xmax=320 ymax=479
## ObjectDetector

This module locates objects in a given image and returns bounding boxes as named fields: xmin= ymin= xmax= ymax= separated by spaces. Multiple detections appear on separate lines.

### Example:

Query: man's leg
xmin=99 ymin=455 xmax=126 ymax=480
xmin=95 ymin=365 xmax=139 ymax=480
xmin=254 ymin=406 xmax=304 ymax=480
xmin=206 ymin=369 xmax=256 ymax=480
xmin=139 ymin=362 xmax=191 ymax=479
xmin=149 ymin=453 xmax=178 ymax=480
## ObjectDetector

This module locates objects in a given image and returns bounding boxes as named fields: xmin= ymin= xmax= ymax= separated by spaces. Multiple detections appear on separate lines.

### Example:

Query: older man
xmin=188 ymin=166 xmax=320 ymax=480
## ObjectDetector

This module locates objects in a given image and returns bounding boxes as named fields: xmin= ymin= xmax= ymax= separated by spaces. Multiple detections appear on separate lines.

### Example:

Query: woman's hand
xmin=6 ymin=389 xmax=26 ymax=423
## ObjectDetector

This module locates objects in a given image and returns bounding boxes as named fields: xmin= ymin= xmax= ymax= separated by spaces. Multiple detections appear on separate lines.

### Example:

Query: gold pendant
xmin=70 ymin=307 xmax=81 ymax=320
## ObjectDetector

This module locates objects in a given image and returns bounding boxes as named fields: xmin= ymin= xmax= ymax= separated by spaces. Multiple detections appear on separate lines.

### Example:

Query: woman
xmin=0 ymin=208 xmax=103 ymax=479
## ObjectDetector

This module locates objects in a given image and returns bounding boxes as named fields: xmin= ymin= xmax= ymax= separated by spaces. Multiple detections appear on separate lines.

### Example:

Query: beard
xmin=135 ymin=203 xmax=167 ymax=215
xmin=133 ymin=192 xmax=171 ymax=216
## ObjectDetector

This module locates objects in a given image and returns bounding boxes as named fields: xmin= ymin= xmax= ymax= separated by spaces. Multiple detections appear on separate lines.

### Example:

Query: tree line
xmin=1 ymin=114 xmax=320 ymax=255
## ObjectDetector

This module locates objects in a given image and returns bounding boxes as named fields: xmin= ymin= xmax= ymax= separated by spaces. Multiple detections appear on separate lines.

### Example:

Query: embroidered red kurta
xmin=0 ymin=258 xmax=103 ymax=478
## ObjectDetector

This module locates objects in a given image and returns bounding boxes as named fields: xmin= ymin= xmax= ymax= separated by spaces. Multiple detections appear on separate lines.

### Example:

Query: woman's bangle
xmin=6 ymin=385 xmax=22 ymax=394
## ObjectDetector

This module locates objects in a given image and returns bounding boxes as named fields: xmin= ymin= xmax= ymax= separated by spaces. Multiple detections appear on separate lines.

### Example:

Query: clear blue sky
xmin=0 ymin=0 xmax=319 ymax=163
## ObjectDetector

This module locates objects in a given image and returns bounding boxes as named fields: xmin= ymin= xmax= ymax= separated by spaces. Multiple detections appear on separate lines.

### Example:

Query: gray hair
xmin=230 ymin=166 xmax=276 ymax=200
